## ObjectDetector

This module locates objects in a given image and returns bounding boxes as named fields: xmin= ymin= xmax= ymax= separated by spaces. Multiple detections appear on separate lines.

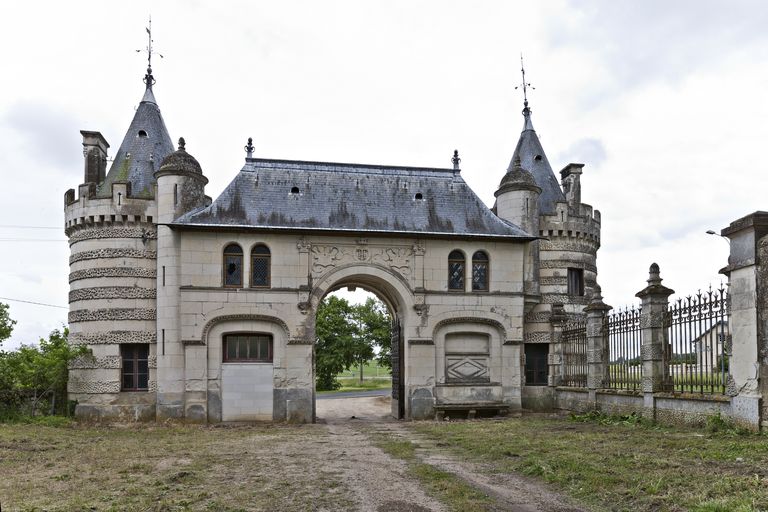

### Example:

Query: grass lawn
xmin=0 ymin=422 xmax=354 ymax=512
xmin=411 ymin=413 xmax=768 ymax=512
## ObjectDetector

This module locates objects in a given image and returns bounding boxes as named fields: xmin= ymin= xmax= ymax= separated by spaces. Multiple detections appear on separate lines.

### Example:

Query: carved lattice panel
xmin=446 ymin=355 xmax=490 ymax=383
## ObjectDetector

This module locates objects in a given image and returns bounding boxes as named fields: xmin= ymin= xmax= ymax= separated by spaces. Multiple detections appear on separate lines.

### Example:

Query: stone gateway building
xmin=64 ymin=65 xmax=601 ymax=422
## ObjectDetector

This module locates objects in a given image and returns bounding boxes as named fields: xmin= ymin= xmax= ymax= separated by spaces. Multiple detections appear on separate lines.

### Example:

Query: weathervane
xmin=514 ymin=54 xmax=535 ymax=113
xmin=137 ymin=16 xmax=163 ymax=86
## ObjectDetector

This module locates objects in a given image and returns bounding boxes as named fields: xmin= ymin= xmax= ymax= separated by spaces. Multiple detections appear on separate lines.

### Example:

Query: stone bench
xmin=433 ymin=402 xmax=510 ymax=420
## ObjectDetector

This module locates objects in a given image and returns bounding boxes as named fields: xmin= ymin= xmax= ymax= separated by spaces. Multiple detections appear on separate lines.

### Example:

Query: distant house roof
xmin=174 ymin=158 xmax=533 ymax=240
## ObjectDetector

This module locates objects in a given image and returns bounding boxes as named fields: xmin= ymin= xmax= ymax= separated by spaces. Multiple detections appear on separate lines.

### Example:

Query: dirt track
xmin=316 ymin=395 xmax=584 ymax=512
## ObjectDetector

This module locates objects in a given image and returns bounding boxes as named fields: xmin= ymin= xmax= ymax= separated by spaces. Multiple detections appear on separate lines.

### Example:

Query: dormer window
xmin=138 ymin=130 xmax=148 ymax=138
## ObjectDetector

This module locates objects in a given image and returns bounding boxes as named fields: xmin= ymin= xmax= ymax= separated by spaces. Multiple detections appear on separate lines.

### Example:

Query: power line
xmin=0 ymin=297 xmax=68 ymax=309
xmin=0 ymin=225 xmax=60 ymax=229
xmin=0 ymin=239 xmax=67 ymax=242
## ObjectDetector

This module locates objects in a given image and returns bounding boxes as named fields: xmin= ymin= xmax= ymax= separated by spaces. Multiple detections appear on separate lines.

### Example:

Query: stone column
xmin=636 ymin=263 xmax=674 ymax=418
xmin=721 ymin=212 xmax=768 ymax=430
xmin=584 ymin=286 xmax=612 ymax=405
xmin=548 ymin=303 xmax=567 ymax=387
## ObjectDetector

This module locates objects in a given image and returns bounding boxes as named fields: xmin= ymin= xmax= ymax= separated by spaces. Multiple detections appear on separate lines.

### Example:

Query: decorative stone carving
xmin=68 ymin=380 xmax=122 ymax=394
xmin=524 ymin=332 xmax=551 ymax=343
xmin=70 ymin=248 xmax=156 ymax=264
xmin=69 ymin=308 xmax=157 ymax=323
xmin=296 ymin=237 xmax=311 ymax=252
xmin=540 ymin=260 xmax=597 ymax=273
xmin=69 ymin=267 xmax=156 ymax=283
xmin=288 ymin=337 xmax=313 ymax=345
xmin=69 ymin=286 xmax=156 ymax=302
xmin=68 ymin=226 xmax=157 ymax=243
xmin=297 ymin=301 xmax=311 ymax=314
xmin=69 ymin=331 xmax=156 ymax=345
xmin=310 ymin=244 xmax=413 ymax=278
xmin=412 ymin=242 xmax=425 ymax=256
xmin=446 ymin=356 xmax=490 ymax=383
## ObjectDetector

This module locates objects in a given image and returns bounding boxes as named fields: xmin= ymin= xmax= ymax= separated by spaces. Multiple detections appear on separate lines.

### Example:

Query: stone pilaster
xmin=584 ymin=286 xmax=612 ymax=405
xmin=721 ymin=212 xmax=768 ymax=430
xmin=636 ymin=263 xmax=674 ymax=418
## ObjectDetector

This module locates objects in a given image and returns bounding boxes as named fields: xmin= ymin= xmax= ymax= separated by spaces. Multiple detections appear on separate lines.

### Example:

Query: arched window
xmin=472 ymin=251 xmax=489 ymax=291
xmin=223 ymin=243 xmax=243 ymax=287
xmin=251 ymin=244 xmax=271 ymax=288
xmin=448 ymin=250 xmax=465 ymax=291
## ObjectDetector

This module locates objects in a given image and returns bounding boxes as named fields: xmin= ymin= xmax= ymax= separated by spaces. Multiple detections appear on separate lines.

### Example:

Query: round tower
xmin=64 ymin=65 xmax=174 ymax=421
xmin=153 ymin=138 xmax=208 ymax=421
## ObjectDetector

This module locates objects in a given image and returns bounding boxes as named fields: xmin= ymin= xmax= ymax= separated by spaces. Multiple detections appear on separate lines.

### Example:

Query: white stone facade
xmin=64 ymin=79 xmax=601 ymax=422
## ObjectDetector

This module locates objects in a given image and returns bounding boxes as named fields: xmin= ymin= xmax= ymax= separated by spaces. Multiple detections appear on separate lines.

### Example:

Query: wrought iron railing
xmin=561 ymin=319 xmax=587 ymax=387
xmin=606 ymin=306 xmax=643 ymax=391
xmin=667 ymin=285 xmax=729 ymax=394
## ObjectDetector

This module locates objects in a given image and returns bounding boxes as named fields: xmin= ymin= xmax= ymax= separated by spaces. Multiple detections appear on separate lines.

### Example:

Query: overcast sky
xmin=1 ymin=1 xmax=766 ymax=349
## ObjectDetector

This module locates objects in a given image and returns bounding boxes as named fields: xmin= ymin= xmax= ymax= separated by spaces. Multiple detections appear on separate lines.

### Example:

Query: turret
xmin=154 ymin=137 xmax=208 ymax=223
xmin=495 ymin=156 xmax=541 ymax=235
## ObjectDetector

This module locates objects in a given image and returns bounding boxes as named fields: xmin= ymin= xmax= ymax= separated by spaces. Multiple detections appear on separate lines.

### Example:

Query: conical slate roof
xmin=507 ymin=106 xmax=565 ymax=215
xmin=97 ymin=72 xmax=174 ymax=198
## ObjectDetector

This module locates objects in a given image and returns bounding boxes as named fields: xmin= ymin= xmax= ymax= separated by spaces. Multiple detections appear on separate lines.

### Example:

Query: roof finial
xmin=244 ymin=137 xmax=255 ymax=159
xmin=178 ymin=137 xmax=186 ymax=151
xmin=452 ymin=149 xmax=461 ymax=170
xmin=137 ymin=16 xmax=163 ymax=88
xmin=514 ymin=54 xmax=535 ymax=126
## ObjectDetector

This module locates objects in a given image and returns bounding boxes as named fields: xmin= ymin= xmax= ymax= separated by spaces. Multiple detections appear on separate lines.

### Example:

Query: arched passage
xmin=309 ymin=264 xmax=415 ymax=420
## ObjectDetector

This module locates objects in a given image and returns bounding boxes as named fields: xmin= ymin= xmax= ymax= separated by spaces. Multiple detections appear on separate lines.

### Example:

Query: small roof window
xmin=290 ymin=186 xmax=300 ymax=195
xmin=414 ymin=192 xmax=423 ymax=200
xmin=138 ymin=130 xmax=148 ymax=138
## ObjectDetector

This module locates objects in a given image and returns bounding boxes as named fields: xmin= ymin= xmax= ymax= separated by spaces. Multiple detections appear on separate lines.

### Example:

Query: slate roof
xmin=97 ymin=84 xmax=174 ymax=198
xmin=174 ymin=159 xmax=532 ymax=240
xmin=508 ymin=108 xmax=565 ymax=215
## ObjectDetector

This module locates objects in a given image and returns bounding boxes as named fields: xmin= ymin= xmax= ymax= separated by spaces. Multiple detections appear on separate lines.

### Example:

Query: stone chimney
xmin=560 ymin=163 xmax=584 ymax=208
xmin=80 ymin=130 xmax=110 ymax=184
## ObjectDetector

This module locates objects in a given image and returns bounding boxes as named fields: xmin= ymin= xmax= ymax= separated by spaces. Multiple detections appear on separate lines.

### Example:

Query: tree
xmin=315 ymin=296 xmax=359 ymax=391
xmin=0 ymin=302 xmax=16 ymax=346
xmin=0 ymin=327 xmax=87 ymax=417
xmin=353 ymin=298 xmax=392 ymax=373
xmin=314 ymin=295 xmax=392 ymax=390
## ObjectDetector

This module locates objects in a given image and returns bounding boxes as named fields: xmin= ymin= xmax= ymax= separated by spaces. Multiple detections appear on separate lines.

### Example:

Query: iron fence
xmin=666 ymin=285 xmax=729 ymax=394
xmin=606 ymin=306 xmax=643 ymax=391
xmin=561 ymin=319 xmax=588 ymax=387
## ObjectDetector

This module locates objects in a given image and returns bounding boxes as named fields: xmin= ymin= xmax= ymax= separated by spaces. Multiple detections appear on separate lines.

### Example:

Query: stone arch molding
xmin=189 ymin=314 xmax=292 ymax=346
xmin=309 ymin=263 xmax=415 ymax=317
xmin=431 ymin=313 xmax=512 ymax=345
